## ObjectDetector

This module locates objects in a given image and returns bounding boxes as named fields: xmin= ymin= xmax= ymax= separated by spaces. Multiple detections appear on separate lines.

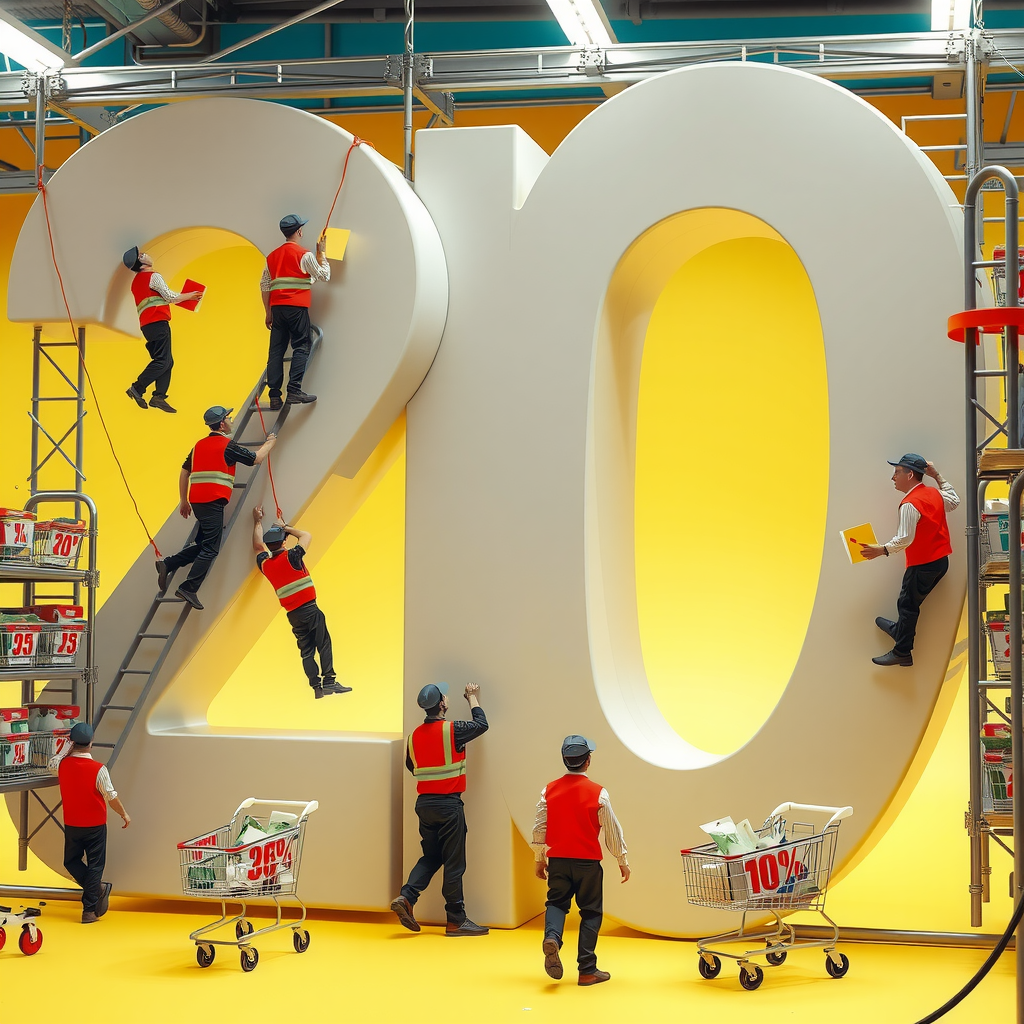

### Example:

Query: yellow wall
xmin=0 ymin=99 xmax=1011 ymax=937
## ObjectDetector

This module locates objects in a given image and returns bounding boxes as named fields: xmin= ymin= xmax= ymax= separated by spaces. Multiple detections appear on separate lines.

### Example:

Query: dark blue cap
xmin=203 ymin=405 xmax=233 ymax=427
xmin=263 ymin=525 xmax=286 ymax=547
xmin=70 ymin=722 xmax=93 ymax=745
xmin=122 ymin=246 xmax=142 ymax=271
xmin=279 ymin=214 xmax=308 ymax=235
xmin=561 ymin=734 xmax=595 ymax=764
xmin=887 ymin=453 xmax=928 ymax=473
xmin=417 ymin=681 xmax=449 ymax=709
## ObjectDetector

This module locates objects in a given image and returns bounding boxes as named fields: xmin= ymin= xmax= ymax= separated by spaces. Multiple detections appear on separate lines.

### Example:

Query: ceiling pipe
xmin=135 ymin=0 xmax=198 ymax=42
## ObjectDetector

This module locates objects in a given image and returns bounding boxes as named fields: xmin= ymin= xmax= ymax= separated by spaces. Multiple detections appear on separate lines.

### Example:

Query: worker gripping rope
xmin=252 ymin=504 xmax=352 ymax=699
xmin=260 ymin=214 xmax=329 ymax=410
xmin=123 ymin=246 xmax=203 ymax=414
xmin=155 ymin=406 xmax=276 ymax=611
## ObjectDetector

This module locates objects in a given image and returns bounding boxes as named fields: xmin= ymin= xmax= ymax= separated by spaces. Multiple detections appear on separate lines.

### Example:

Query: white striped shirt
xmin=259 ymin=249 xmax=331 ymax=293
xmin=145 ymin=272 xmax=183 ymax=305
xmin=884 ymin=478 xmax=960 ymax=553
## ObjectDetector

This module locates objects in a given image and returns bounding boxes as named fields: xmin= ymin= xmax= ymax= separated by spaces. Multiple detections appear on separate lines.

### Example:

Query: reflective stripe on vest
xmin=259 ymin=548 xmax=317 ymax=611
xmin=131 ymin=270 xmax=171 ymax=326
xmin=269 ymin=277 xmax=312 ymax=290
xmin=136 ymin=294 xmax=169 ymax=314
xmin=187 ymin=434 xmax=235 ymax=503
xmin=408 ymin=721 xmax=467 ymax=792
xmin=267 ymin=242 xmax=313 ymax=308
xmin=276 ymin=577 xmax=315 ymax=601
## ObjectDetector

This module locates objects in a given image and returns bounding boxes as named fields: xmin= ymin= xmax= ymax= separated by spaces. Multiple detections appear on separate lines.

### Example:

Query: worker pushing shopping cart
xmin=177 ymin=797 xmax=317 ymax=972
xmin=680 ymin=802 xmax=853 ymax=991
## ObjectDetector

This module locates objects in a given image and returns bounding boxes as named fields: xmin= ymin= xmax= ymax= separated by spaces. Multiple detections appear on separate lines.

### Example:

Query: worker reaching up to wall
xmin=155 ymin=406 xmax=276 ymax=611
xmin=252 ymin=504 xmax=351 ymax=699
xmin=122 ymin=246 xmax=203 ymax=414
xmin=260 ymin=214 xmax=330 ymax=411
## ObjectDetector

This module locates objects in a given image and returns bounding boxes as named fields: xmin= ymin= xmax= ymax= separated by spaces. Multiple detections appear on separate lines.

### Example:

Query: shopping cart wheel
xmin=697 ymin=954 xmax=721 ymax=979
xmin=240 ymin=946 xmax=259 ymax=972
xmin=195 ymin=943 xmax=215 ymax=968
xmin=765 ymin=947 xmax=787 ymax=966
xmin=0 ymin=926 xmax=5 ymax=951
xmin=293 ymin=928 xmax=311 ymax=953
xmin=825 ymin=952 xmax=850 ymax=979
xmin=738 ymin=964 xmax=764 ymax=991
xmin=18 ymin=925 xmax=42 ymax=956
xmin=235 ymin=919 xmax=254 ymax=939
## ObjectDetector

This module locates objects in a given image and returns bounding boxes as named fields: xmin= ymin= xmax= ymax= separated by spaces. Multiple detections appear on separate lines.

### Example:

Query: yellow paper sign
xmin=841 ymin=523 xmax=878 ymax=564
xmin=324 ymin=227 xmax=351 ymax=261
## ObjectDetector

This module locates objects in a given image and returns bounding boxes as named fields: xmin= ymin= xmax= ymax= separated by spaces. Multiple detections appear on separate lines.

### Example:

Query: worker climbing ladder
xmin=90 ymin=328 xmax=322 ymax=770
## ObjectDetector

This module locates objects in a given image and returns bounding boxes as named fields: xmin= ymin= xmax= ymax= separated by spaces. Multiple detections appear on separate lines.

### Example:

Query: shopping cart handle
xmin=767 ymin=802 xmax=853 ymax=829
xmin=232 ymin=797 xmax=320 ymax=819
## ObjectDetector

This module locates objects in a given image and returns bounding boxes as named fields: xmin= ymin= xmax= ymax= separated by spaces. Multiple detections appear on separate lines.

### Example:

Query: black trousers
xmin=545 ymin=858 xmax=604 ymax=974
xmin=134 ymin=320 xmax=173 ymax=398
xmin=287 ymin=600 xmax=335 ymax=687
xmin=893 ymin=555 xmax=949 ymax=655
xmin=267 ymin=305 xmax=311 ymax=398
xmin=164 ymin=499 xmax=226 ymax=594
xmin=64 ymin=823 xmax=106 ymax=913
xmin=400 ymin=794 xmax=467 ymax=922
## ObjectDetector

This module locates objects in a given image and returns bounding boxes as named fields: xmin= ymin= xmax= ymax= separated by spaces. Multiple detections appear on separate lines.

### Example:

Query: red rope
xmin=37 ymin=170 xmax=163 ymax=559
xmin=253 ymin=396 xmax=283 ymax=522
xmin=322 ymin=136 xmax=374 ymax=239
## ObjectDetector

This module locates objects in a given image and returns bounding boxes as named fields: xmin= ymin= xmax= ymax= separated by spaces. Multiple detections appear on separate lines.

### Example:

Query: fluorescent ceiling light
xmin=931 ymin=0 xmax=971 ymax=31
xmin=0 ymin=7 xmax=69 ymax=71
xmin=545 ymin=0 xmax=616 ymax=48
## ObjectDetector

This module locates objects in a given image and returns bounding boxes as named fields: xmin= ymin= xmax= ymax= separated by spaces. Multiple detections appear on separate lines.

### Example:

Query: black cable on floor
xmin=913 ymin=895 xmax=1024 ymax=1024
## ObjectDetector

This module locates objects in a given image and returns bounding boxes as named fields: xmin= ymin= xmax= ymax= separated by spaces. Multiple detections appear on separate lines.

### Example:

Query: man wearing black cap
xmin=259 ymin=215 xmax=330 ymax=411
xmin=531 ymin=735 xmax=629 ymax=986
xmin=122 ymin=246 xmax=203 ymax=414
xmin=51 ymin=723 xmax=131 ymax=924
xmin=155 ymin=407 xmax=276 ymax=610
xmin=390 ymin=682 xmax=490 ymax=937
xmin=860 ymin=455 xmax=960 ymax=667
xmin=252 ymin=504 xmax=351 ymax=699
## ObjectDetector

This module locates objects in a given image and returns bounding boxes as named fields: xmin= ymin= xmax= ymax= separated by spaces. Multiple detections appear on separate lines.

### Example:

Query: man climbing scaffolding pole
xmin=123 ymin=246 xmax=203 ymax=414
xmin=260 ymin=214 xmax=330 ymax=410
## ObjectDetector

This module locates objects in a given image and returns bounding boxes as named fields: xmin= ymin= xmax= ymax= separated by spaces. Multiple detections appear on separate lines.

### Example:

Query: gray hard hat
xmin=279 ymin=214 xmax=308 ymax=234
xmin=70 ymin=722 xmax=94 ymax=745
xmin=417 ymin=681 xmax=449 ymax=709
xmin=203 ymin=405 xmax=233 ymax=427
xmin=262 ymin=525 xmax=286 ymax=547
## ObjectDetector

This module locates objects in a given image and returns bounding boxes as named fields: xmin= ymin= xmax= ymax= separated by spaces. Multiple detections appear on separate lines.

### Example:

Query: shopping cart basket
xmin=177 ymin=797 xmax=317 ymax=972
xmin=680 ymin=802 xmax=852 ymax=991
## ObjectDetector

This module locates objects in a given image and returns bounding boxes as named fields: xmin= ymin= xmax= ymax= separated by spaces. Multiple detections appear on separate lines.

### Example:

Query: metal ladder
xmin=91 ymin=328 xmax=321 ymax=770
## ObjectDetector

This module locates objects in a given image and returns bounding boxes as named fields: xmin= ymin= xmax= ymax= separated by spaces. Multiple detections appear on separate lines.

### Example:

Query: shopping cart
xmin=680 ymin=802 xmax=852 ymax=991
xmin=0 ymin=904 xmax=43 ymax=956
xmin=177 ymin=797 xmax=317 ymax=972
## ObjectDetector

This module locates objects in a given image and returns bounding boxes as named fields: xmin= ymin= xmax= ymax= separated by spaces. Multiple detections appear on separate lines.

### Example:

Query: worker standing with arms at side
xmin=532 ymin=735 xmax=629 ymax=986
xmin=122 ymin=246 xmax=203 ymax=414
xmin=155 ymin=406 xmax=276 ymax=611
xmin=390 ymin=682 xmax=490 ymax=937
xmin=50 ymin=723 xmax=131 ymax=924
xmin=260 ymin=214 xmax=330 ymax=410
xmin=252 ymin=504 xmax=352 ymax=699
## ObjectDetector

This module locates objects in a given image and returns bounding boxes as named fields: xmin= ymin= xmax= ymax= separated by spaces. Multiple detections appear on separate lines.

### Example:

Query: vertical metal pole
xmin=1009 ymin=470 xmax=1024 ymax=1024
xmin=965 ymin=38 xmax=984 ymax=247
xmin=403 ymin=0 xmax=414 ymax=181
xmin=34 ymin=74 xmax=45 ymax=179
xmin=29 ymin=326 xmax=41 ymax=495
xmin=17 ymin=791 xmax=28 ymax=871
xmin=1006 ymin=199 xmax=1020 ymax=449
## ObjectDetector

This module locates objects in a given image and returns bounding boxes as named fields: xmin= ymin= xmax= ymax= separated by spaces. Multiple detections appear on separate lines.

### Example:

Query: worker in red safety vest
xmin=531 ymin=735 xmax=629 ymax=986
xmin=860 ymin=454 xmax=960 ymax=666
xmin=51 ymin=723 xmax=131 ymax=925
xmin=122 ymin=246 xmax=203 ymax=415
xmin=390 ymin=682 xmax=490 ymax=937
xmin=259 ymin=214 xmax=330 ymax=411
xmin=251 ymin=505 xmax=352 ymax=699
xmin=155 ymin=406 xmax=276 ymax=611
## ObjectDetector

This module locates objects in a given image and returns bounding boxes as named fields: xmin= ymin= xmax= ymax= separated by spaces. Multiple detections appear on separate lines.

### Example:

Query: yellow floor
xmin=0 ymin=896 xmax=1014 ymax=1024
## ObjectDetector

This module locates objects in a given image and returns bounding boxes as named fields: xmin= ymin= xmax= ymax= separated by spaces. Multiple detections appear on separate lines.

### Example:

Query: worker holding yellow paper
xmin=859 ymin=454 xmax=960 ymax=667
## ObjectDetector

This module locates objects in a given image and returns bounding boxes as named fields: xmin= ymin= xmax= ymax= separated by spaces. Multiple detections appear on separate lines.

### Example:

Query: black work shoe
xmin=149 ymin=396 xmax=176 ymax=414
xmin=81 ymin=911 xmax=99 ymax=924
xmin=96 ymin=881 xmax=113 ymax=918
xmin=390 ymin=896 xmax=420 ymax=932
xmin=155 ymin=559 xmax=169 ymax=594
xmin=126 ymin=385 xmax=147 ymax=409
xmin=579 ymin=970 xmax=610 ymax=986
xmin=321 ymin=679 xmax=353 ymax=695
xmin=543 ymin=938 xmax=563 ymax=979
xmin=875 ymin=616 xmax=898 ymax=640
xmin=268 ymin=396 xmax=283 ymax=412
xmin=285 ymin=391 xmax=317 ymax=405
xmin=312 ymin=686 xmax=325 ymax=699
xmin=446 ymin=918 xmax=489 ymax=936
xmin=175 ymin=588 xmax=204 ymax=611
xmin=872 ymin=648 xmax=913 ymax=667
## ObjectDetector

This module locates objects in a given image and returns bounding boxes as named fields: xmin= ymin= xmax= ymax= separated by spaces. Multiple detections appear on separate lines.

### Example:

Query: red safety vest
xmin=131 ymin=271 xmax=171 ymax=326
xmin=260 ymin=549 xmax=317 ymax=612
xmin=187 ymin=433 xmax=235 ymax=503
xmin=900 ymin=485 xmax=952 ymax=567
xmin=407 ymin=721 xmax=467 ymax=794
xmin=543 ymin=774 xmax=603 ymax=860
xmin=58 ymin=755 xmax=107 ymax=827
xmin=266 ymin=242 xmax=312 ymax=308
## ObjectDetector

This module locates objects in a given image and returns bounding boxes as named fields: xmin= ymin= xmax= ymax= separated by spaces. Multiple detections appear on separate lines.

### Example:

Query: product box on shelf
xmin=0 ymin=621 xmax=42 ymax=667
xmin=26 ymin=704 xmax=79 ymax=732
xmin=0 ymin=708 xmax=29 ymax=735
xmin=0 ymin=509 xmax=35 ymax=562
xmin=32 ymin=519 xmax=86 ymax=570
